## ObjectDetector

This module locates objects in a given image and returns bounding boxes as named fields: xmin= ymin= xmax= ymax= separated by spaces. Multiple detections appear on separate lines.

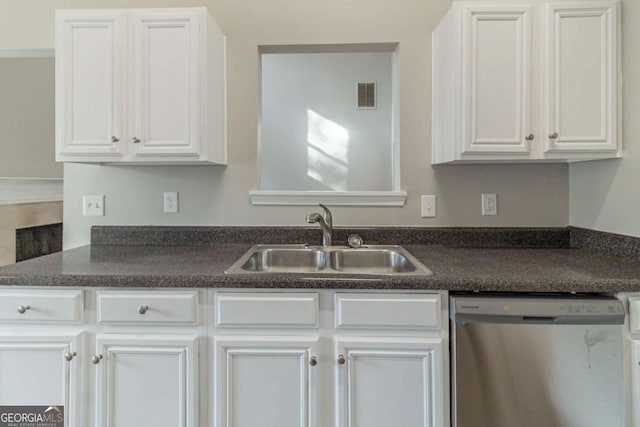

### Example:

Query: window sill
xmin=249 ymin=191 xmax=407 ymax=206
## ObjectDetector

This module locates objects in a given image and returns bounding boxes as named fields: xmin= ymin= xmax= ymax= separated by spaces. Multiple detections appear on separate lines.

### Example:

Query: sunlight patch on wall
xmin=307 ymin=109 xmax=349 ymax=191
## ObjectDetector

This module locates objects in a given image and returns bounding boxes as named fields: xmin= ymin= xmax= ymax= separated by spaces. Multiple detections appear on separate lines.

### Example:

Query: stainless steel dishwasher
xmin=451 ymin=294 xmax=625 ymax=427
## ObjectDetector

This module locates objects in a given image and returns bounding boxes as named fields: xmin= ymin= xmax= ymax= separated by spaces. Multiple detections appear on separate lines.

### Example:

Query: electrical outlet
xmin=164 ymin=192 xmax=178 ymax=214
xmin=481 ymin=193 xmax=498 ymax=216
xmin=421 ymin=195 xmax=436 ymax=218
xmin=83 ymin=195 xmax=105 ymax=216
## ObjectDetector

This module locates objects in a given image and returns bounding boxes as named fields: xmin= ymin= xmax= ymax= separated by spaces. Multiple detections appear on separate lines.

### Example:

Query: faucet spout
xmin=306 ymin=205 xmax=333 ymax=247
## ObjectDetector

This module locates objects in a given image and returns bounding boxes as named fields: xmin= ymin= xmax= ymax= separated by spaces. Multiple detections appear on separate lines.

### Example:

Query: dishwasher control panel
xmin=451 ymin=295 xmax=625 ymax=325
xmin=560 ymin=302 xmax=623 ymax=314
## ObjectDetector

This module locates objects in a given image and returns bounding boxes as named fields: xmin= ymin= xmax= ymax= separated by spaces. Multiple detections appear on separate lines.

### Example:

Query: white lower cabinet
xmin=0 ymin=289 xmax=84 ymax=427
xmin=631 ymin=340 xmax=640 ymax=426
xmin=94 ymin=334 xmax=199 ymax=427
xmin=213 ymin=291 xmax=448 ymax=427
xmin=214 ymin=336 xmax=319 ymax=427
xmin=627 ymin=296 xmax=640 ymax=426
xmin=335 ymin=337 xmax=444 ymax=427
xmin=0 ymin=334 xmax=81 ymax=426
xmin=0 ymin=288 xmax=448 ymax=427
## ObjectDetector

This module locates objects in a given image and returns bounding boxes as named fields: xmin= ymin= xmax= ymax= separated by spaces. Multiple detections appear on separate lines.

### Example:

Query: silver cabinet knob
xmin=92 ymin=354 xmax=103 ymax=365
xmin=65 ymin=352 xmax=77 ymax=362
xmin=111 ymin=136 xmax=120 ymax=142
xmin=17 ymin=305 xmax=30 ymax=314
xmin=309 ymin=356 xmax=318 ymax=367
xmin=525 ymin=133 xmax=535 ymax=141
xmin=132 ymin=137 xmax=141 ymax=143
xmin=549 ymin=132 xmax=559 ymax=139
xmin=138 ymin=305 xmax=149 ymax=315
xmin=337 ymin=354 xmax=346 ymax=365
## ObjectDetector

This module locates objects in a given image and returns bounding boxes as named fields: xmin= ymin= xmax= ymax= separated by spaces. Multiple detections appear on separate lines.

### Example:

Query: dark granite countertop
xmin=1 ymin=242 xmax=640 ymax=292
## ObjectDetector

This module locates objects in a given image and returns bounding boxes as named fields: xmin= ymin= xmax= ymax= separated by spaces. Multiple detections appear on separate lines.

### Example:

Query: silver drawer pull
xmin=17 ymin=305 xmax=30 ymax=314
xmin=111 ymin=136 xmax=119 ymax=142
xmin=92 ymin=354 xmax=103 ymax=365
xmin=525 ymin=133 xmax=535 ymax=141
xmin=549 ymin=132 xmax=559 ymax=140
xmin=132 ymin=137 xmax=141 ymax=144
xmin=138 ymin=305 xmax=149 ymax=315
xmin=337 ymin=354 xmax=346 ymax=365
xmin=309 ymin=356 xmax=318 ymax=367
xmin=65 ymin=352 xmax=77 ymax=362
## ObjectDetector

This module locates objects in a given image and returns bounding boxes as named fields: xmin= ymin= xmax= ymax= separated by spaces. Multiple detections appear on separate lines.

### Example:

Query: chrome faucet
xmin=306 ymin=204 xmax=333 ymax=247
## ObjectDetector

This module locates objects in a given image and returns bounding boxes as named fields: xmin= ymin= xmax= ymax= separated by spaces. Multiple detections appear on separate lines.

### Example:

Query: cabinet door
xmin=214 ymin=336 xmax=319 ymax=427
xmin=0 ymin=334 xmax=80 ymax=427
xmin=55 ymin=12 xmax=126 ymax=158
xmin=335 ymin=337 xmax=445 ymax=427
xmin=633 ymin=340 xmax=640 ymax=426
xmin=461 ymin=6 xmax=532 ymax=154
xmin=130 ymin=11 xmax=202 ymax=157
xmin=544 ymin=2 xmax=619 ymax=152
xmin=94 ymin=334 xmax=198 ymax=427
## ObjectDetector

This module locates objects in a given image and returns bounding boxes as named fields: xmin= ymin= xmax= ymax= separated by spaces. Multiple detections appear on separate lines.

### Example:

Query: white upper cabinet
xmin=432 ymin=0 xmax=621 ymax=164
xmin=56 ymin=12 xmax=126 ymax=158
xmin=56 ymin=8 xmax=226 ymax=164
xmin=544 ymin=2 xmax=619 ymax=153
xmin=461 ymin=6 xmax=532 ymax=155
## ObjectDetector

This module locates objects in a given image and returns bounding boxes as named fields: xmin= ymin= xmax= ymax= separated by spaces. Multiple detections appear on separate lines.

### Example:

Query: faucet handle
xmin=318 ymin=203 xmax=332 ymax=226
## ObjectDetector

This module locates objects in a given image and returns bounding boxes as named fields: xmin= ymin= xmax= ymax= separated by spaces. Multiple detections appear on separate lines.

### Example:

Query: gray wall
xmin=569 ymin=0 xmax=639 ymax=237
xmin=0 ymin=0 xmax=570 ymax=249
xmin=0 ymin=57 xmax=61 ymax=178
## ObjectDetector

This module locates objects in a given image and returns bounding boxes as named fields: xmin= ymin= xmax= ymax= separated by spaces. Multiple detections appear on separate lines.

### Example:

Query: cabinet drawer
xmin=0 ymin=289 xmax=83 ymax=323
xmin=630 ymin=297 xmax=640 ymax=334
xmin=97 ymin=291 xmax=199 ymax=325
xmin=335 ymin=293 xmax=441 ymax=330
xmin=215 ymin=293 xmax=319 ymax=328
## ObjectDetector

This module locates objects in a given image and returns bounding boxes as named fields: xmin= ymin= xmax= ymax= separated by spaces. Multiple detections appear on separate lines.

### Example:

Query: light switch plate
xmin=83 ymin=194 xmax=105 ymax=216
xmin=421 ymin=195 xmax=436 ymax=218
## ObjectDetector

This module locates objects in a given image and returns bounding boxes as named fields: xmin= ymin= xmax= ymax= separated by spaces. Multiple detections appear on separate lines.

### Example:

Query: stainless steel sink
xmin=237 ymin=246 xmax=326 ymax=273
xmin=226 ymin=244 xmax=432 ymax=276
xmin=330 ymin=248 xmax=420 ymax=274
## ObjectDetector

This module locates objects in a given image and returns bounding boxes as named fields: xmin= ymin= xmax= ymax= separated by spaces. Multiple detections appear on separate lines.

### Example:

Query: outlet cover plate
xmin=481 ymin=193 xmax=497 ymax=216
xmin=164 ymin=192 xmax=178 ymax=214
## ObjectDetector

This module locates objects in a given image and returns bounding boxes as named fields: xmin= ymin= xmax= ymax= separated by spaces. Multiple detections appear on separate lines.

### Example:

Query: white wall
xmin=0 ymin=0 xmax=570 ymax=249
xmin=569 ymin=0 xmax=638 ymax=237
xmin=0 ymin=57 xmax=61 ymax=178
xmin=261 ymin=52 xmax=393 ymax=192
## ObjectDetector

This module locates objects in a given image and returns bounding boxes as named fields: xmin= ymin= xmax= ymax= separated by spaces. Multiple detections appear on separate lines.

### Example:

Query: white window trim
xmin=249 ymin=190 xmax=407 ymax=206
xmin=0 ymin=178 xmax=63 ymax=205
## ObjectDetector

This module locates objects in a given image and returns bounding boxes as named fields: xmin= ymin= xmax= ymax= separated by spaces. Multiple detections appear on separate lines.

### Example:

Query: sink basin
xmin=330 ymin=248 xmax=419 ymax=274
xmin=226 ymin=244 xmax=432 ymax=276
xmin=238 ymin=246 xmax=326 ymax=273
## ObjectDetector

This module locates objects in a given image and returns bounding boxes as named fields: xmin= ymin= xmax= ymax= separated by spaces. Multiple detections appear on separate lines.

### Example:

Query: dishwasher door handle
xmin=454 ymin=313 xmax=623 ymax=325
xmin=454 ymin=314 xmax=558 ymax=324
xmin=521 ymin=316 xmax=558 ymax=323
